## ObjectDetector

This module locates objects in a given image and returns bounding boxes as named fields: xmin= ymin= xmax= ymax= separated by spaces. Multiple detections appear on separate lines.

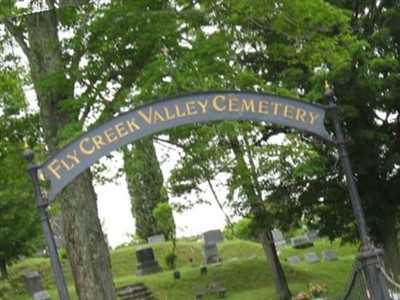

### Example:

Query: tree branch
xmin=2 ymin=19 xmax=30 ymax=58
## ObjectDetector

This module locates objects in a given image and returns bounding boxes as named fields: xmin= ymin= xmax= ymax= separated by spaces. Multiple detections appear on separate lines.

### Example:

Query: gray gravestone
xmin=203 ymin=229 xmax=223 ymax=244
xmin=286 ymin=255 xmax=301 ymax=264
xmin=290 ymin=235 xmax=314 ymax=249
xmin=307 ymin=230 xmax=319 ymax=242
xmin=33 ymin=290 xmax=51 ymax=300
xmin=147 ymin=234 xmax=166 ymax=244
xmin=304 ymin=252 xmax=320 ymax=263
xmin=201 ymin=242 xmax=220 ymax=264
xmin=272 ymin=229 xmax=286 ymax=247
xmin=322 ymin=249 xmax=338 ymax=261
xmin=136 ymin=247 xmax=162 ymax=275
xmin=22 ymin=271 xmax=44 ymax=295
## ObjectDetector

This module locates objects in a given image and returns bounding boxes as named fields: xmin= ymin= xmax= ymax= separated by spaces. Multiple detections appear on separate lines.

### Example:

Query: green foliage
xmin=0 ymin=62 xmax=42 ymax=277
xmin=58 ymin=249 xmax=68 ymax=260
xmin=0 ymin=280 xmax=14 ymax=300
xmin=164 ymin=252 xmax=177 ymax=270
xmin=124 ymin=137 xmax=170 ymax=240
xmin=223 ymin=218 xmax=258 ymax=241
xmin=152 ymin=202 xmax=177 ymax=254
xmin=7 ymin=239 xmax=358 ymax=299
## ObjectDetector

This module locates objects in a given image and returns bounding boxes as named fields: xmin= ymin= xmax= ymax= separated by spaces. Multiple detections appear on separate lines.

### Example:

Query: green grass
xmin=6 ymin=239 xmax=357 ymax=299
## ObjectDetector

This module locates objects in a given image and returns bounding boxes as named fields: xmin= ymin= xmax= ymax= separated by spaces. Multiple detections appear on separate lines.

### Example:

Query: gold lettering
xmin=283 ymin=105 xmax=295 ymax=119
xmin=175 ymin=104 xmax=186 ymax=118
xmin=126 ymin=118 xmax=140 ymax=131
xmin=47 ymin=159 xmax=62 ymax=180
xmin=137 ymin=108 xmax=152 ymax=124
xmin=212 ymin=95 xmax=226 ymax=112
xmin=79 ymin=138 xmax=95 ymax=155
xmin=295 ymin=109 xmax=307 ymax=122
xmin=309 ymin=111 xmax=320 ymax=125
xmin=115 ymin=122 xmax=129 ymax=138
xmin=66 ymin=149 xmax=80 ymax=165
xmin=153 ymin=110 xmax=165 ymax=123
xmin=258 ymin=100 xmax=269 ymax=114
xmin=228 ymin=97 xmax=239 ymax=112
xmin=242 ymin=99 xmax=255 ymax=113
xmin=197 ymin=100 xmax=208 ymax=113
xmin=271 ymin=102 xmax=282 ymax=115
xmin=186 ymin=101 xmax=197 ymax=116
xmin=163 ymin=106 xmax=176 ymax=120
xmin=60 ymin=159 xmax=74 ymax=171
xmin=92 ymin=135 xmax=106 ymax=150
xmin=104 ymin=128 xmax=118 ymax=143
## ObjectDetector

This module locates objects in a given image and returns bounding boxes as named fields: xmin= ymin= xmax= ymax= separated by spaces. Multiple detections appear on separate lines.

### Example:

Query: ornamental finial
xmin=324 ymin=80 xmax=335 ymax=103
xmin=24 ymin=137 xmax=30 ymax=150
xmin=23 ymin=137 xmax=34 ymax=162
xmin=325 ymin=80 xmax=330 ymax=90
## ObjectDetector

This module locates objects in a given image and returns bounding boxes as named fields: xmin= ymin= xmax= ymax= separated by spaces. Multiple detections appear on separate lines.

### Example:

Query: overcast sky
xmin=95 ymin=140 xmax=234 ymax=248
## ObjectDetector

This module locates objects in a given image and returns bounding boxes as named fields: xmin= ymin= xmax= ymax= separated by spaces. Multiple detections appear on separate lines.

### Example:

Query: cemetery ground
xmin=6 ymin=239 xmax=357 ymax=299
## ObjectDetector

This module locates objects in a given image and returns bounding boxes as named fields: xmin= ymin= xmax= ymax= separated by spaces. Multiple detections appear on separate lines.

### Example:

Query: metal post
xmin=24 ymin=145 xmax=70 ymax=300
xmin=324 ymin=85 xmax=390 ymax=299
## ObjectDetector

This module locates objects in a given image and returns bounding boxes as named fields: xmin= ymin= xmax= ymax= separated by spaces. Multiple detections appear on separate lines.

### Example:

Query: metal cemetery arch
xmin=42 ymin=91 xmax=331 ymax=200
xmin=25 ymin=90 xmax=389 ymax=300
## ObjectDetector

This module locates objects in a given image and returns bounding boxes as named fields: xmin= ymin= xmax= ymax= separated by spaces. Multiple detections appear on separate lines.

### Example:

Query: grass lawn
xmin=5 ymin=239 xmax=357 ymax=299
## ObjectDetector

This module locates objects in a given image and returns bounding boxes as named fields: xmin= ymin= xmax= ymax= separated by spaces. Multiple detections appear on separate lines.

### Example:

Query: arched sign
xmin=41 ymin=91 xmax=331 ymax=200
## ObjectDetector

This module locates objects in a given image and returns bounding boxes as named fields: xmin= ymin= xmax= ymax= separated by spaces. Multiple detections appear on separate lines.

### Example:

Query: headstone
xmin=116 ymin=283 xmax=150 ymax=299
xmin=322 ymin=249 xmax=338 ymax=261
xmin=201 ymin=242 xmax=220 ymax=264
xmin=203 ymin=229 xmax=223 ymax=244
xmin=304 ymin=252 xmax=320 ymax=263
xmin=286 ymin=255 xmax=301 ymax=264
xmin=290 ymin=235 xmax=314 ymax=249
xmin=33 ymin=290 xmax=51 ymax=300
xmin=22 ymin=271 xmax=44 ymax=295
xmin=200 ymin=266 xmax=207 ymax=275
xmin=135 ymin=247 xmax=162 ymax=275
xmin=147 ymin=234 xmax=166 ymax=244
xmin=272 ymin=229 xmax=287 ymax=247
xmin=307 ymin=230 xmax=319 ymax=242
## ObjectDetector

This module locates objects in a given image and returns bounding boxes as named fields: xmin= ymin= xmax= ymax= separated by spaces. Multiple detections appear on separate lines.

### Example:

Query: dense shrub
xmin=0 ymin=280 xmax=15 ymax=300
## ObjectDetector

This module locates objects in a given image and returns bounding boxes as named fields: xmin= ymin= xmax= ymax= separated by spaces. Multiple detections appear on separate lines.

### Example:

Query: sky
xmin=94 ymin=140 xmax=234 ymax=249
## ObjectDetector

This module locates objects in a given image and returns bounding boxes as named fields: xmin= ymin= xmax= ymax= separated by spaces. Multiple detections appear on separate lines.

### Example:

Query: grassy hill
xmin=5 ymin=239 xmax=357 ymax=299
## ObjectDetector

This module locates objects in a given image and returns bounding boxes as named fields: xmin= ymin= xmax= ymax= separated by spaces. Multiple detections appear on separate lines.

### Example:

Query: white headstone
xmin=304 ymin=252 xmax=320 ymax=263
xmin=322 ymin=249 xmax=338 ymax=261
xmin=272 ymin=229 xmax=286 ymax=247
xmin=286 ymin=255 xmax=301 ymax=264
xmin=203 ymin=229 xmax=223 ymax=244
xmin=201 ymin=242 xmax=220 ymax=264
xmin=33 ymin=290 xmax=51 ymax=300
xmin=147 ymin=234 xmax=166 ymax=244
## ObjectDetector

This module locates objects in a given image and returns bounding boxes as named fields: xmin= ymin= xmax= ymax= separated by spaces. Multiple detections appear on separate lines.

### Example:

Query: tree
xmin=1 ymin=2 xmax=116 ymax=298
xmin=152 ymin=202 xmax=177 ymax=269
xmin=239 ymin=0 xmax=400 ymax=280
xmin=164 ymin=1 xmax=362 ymax=298
xmin=0 ymin=67 xmax=42 ymax=279
xmin=0 ymin=119 xmax=42 ymax=280
xmin=123 ymin=137 xmax=169 ymax=240
xmin=80 ymin=0 xmax=183 ymax=243
xmin=323 ymin=0 xmax=400 ymax=279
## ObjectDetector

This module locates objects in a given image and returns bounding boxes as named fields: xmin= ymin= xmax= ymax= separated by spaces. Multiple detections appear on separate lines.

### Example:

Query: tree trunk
xmin=0 ymin=258 xmax=8 ymax=280
xmin=260 ymin=231 xmax=292 ymax=300
xmin=60 ymin=171 xmax=116 ymax=299
xmin=376 ymin=209 xmax=400 ymax=281
xmin=5 ymin=10 xmax=116 ymax=299
xmin=228 ymin=135 xmax=292 ymax=299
